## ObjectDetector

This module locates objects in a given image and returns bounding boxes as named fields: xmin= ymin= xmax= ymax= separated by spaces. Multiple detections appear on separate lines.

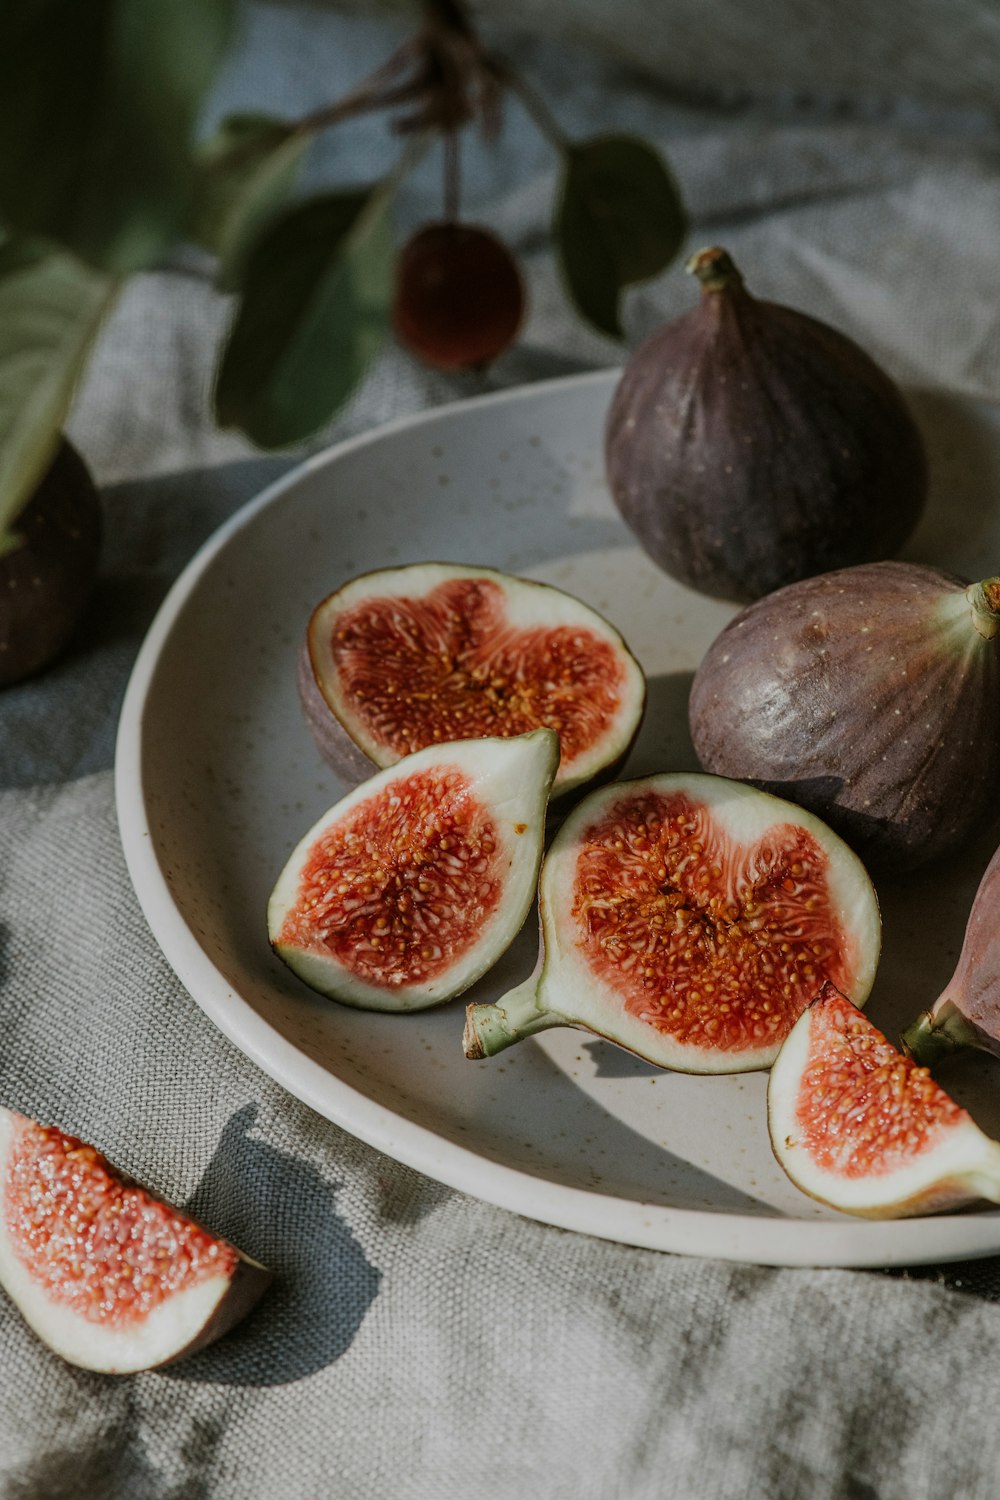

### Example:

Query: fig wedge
xmin=901 ymin=842 xmax=1000 ymax=1067
xmin=299 ymin=562 xmax=646 ymax=798
xmin=769 ymin=983 xmax=1000 ymax=1218
xmin=269 ymin=730 xmax=558 ymax=1010
xmin=0 ymin=1108 xmax=270 ymax=1373
xmin=464 ymin=772 xmax=880 ymax=1072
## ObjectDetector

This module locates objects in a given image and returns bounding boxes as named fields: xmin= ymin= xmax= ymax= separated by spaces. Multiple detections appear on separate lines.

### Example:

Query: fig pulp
xmin=464 ymin=772 xmax=880 ymax=1072
xmin=605 ymin=246 xmax=927 ymax=602
xmin=299 ymin=562 xmax=646 ymax=798
xmin=901 ymin=842 xmax=1000 ymax=1067
xmin=769 ymin=983 xmax=1000 ymax=1218
xmin=0 ymin=1108 xmax=270 ymax=1372
xmin=689 ymin=561 xmax=1000 ymax=870
xmin=269 ymin=730 xmax=558 ymax=1010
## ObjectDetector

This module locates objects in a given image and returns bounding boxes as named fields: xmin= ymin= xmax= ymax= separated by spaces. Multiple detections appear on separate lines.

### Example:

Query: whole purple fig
xmin=688 ymin=561 xmax=1000 ymax=871
xmin=605 ymin=247 xmax=927 ymax=602
xmin=901 ymin=843 xmax=1000 ymax=1067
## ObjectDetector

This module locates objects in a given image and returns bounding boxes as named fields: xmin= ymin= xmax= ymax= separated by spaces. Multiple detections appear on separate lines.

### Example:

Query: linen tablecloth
xmin=4 ymin=4 xmax=1000 ymax=1495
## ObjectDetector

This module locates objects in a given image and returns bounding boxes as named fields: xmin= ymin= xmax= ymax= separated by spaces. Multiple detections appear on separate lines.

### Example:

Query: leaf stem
xmin=294 ymin=36 xmax=421 ymax=135
xmin=489 ymin=59 xmax=569 ymax=152
xmin=443 ymin=128 xmax=461 ymax=222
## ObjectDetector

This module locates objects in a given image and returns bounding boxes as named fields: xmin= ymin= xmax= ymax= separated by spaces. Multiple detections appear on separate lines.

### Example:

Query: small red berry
xmin=392 ymin=223 xmax=526 ymax=371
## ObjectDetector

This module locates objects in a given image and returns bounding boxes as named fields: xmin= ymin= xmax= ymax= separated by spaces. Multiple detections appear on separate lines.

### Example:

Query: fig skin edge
xmin=605 ymin=246 xmax=928 ymax=603
xmin=689 ymin=563 xmax=1000 ymax=873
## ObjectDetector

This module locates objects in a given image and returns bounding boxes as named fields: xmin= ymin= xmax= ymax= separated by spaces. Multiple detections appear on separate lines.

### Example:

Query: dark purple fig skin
xmin=297 ymin=637 xmax=382 ymax=787
xmin=688 ymin=561 xmax=1000 ymax=871
xmin=902 ymin=843 xmax=1000 ymax=1065
xmin=605 ymin=247 xmax=928 ymax=603
xmin=0 ymin=439 xmax=102 ymax=687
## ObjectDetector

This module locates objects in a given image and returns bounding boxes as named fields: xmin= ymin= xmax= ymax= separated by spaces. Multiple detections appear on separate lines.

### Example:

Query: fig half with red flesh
xmin=769 ymin=983 xmax=1000 ymax=1218
xmin=901 ymin=842 xmax=1000 ymax=1068
xmin=464 ymin=772 xmax=881 ymax=1072
xmin=0 ymin=1108 xmax=271 ymax=1373
xmin=269 ymin=729 xmax=559 ymax=1010
xmin=299 ymin=563 xmax=646 ymax=799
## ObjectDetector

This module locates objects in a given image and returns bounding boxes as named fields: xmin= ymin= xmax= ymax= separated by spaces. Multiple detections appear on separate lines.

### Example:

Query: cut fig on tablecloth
xmin=769 ymin=983 xmax=1000 ymax=1219
xmin=298 ymin=562 xmax=646 ymax=798
xmin=269 ymin=729 xmax=558 ymax=1010
xmin=901 ymin=842 xmax=1000 ymax=1068
xmin=0 ymin=1108 xmax=271 ymax=1373
xmin=464 ymin=772 xmax=881 ymax=1072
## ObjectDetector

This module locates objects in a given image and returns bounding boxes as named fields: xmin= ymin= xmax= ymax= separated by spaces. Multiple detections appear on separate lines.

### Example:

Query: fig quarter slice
xmin=901 ymin=842 xmax=1000 ymax=1068
xmin=299 ymin=562 xmax=646 ymax=798
xmin=769 ymin=983 xmax=1000 ymax=1218
xmin=464 ymin=772 xmax=881 ymax=1073
xmin=0 ymin=1108 xmax=270 ymax=1373
xmin=269 ymin=729 xmax=559 ymax=1010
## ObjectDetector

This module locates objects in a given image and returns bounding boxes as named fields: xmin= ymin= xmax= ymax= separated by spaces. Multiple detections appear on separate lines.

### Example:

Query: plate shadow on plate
xmin=166 ymin=1104 xmax=380 ymax=1388
xmin=622 ymin=670 xmax=699 ymax=780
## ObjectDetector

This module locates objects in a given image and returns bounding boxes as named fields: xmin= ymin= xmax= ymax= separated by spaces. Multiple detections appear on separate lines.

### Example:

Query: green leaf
xmin=192 ymin=113 xmax=309 ymax=290
xmin=214 ymin=186 xmax=395 ymax=449
xmin=0 ymin=240 xmax=116 ymax=552
xmin=0 ymin=0 xmax=235 ymax=274
xmin=555 ymin=134 xmax=687 ymax=338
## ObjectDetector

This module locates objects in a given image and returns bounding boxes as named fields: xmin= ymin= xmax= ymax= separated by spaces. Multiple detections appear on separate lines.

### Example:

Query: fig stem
xmin=464 ymin=978 xmax=560 ymax=1058
xmin=685 ymin=246 xmax=745 ymax=294
xmin=968 ymin=578 xmax=1000 ymax=640
xmin=899 ymin=1001 xmax=984 ymax=1068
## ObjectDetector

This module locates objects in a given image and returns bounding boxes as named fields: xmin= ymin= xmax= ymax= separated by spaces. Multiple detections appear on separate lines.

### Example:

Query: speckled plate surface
xmin=116 ymin=370 xmax=1000 ymax=1268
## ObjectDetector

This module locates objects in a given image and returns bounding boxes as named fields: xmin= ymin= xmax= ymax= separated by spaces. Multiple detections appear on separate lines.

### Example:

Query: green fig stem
xmin=968 ymin=577 xmax=1000 ymax=640
xmin=464 ymin=977 xmax=561 ymax=1059
xmin=685 ymin=246 xmax=745 ymax=294
xmin=900 ymin=1000 xmax=984 ymax=1068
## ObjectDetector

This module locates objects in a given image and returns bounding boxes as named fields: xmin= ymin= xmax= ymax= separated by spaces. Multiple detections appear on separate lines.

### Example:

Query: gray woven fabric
xmin=4 ymin=4 xmax=1000 ymax=1496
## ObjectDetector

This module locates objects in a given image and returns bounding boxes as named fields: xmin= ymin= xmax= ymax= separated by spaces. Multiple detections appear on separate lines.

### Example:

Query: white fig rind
xmin=302 ymin=562 xmax=646 ymax=798
xmin=768 ymin=999 xmax=1000 ymax=1219
xmin=269 ymin=729 xmax=559 ymax=1011
xmin=0 ymin=1109 xmax=270 ymax=1373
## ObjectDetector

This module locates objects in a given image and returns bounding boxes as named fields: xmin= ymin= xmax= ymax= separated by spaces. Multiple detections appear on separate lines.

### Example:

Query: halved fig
xmin=269 ymin=729 xmax=559 ymax=1010
xmin=901 ymin=842 xmax=1000 ymax=1068
xmin=769 ymin=983 xmax=1000 ymax=1218
xmin=299 ymin=562 xmax=646 ymax=798
xmin=0 ymin=1108 xmax=270 ymax=1373
xmin=464 ymin=772 xmax=881 ymax=1072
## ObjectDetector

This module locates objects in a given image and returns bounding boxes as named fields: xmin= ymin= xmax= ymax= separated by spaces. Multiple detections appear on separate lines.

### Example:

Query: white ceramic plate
xmin=116 ymin=370 xmax=1000 ymax=1269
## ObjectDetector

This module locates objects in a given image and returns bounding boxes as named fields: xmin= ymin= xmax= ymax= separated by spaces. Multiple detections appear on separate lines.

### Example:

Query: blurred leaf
xmin=0 ymin=240 xmax=117 ymax=553
xmin=214 ymin=186 xmax=395 ymax=448
xmin=192 ymin=113 xmax=309 ymax=290
xmin=555 ymin=134 xmax=687 ymax=338
xmin=0 ymin=0 xmax=235 ymax=273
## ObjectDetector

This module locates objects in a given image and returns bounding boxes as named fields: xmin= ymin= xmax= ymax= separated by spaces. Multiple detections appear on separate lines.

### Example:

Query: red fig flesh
xmin=269 ymin=730 xmax=558 ymax=1010
xmin=299 ymin=563 xmax=646 ymax=798
xmin=769 ymin=983 xmax=1000 ymax=1218
xmin=689 ymin=561 xmax=1000 ymax=870
xmin=464 ymin=772 xmax=880 ymax=1072
xmin=0 ymin=1108 xmax=270 ymax=1372
xmin=605 ymin=247 xmax=927 ymax=603
xmin=901 ymin=842 xmax=1000 ymax=1066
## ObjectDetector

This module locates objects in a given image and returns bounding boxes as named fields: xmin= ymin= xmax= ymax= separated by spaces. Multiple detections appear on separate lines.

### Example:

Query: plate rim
xmin=114 ymin=368 xmax=1000 ymax=1270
